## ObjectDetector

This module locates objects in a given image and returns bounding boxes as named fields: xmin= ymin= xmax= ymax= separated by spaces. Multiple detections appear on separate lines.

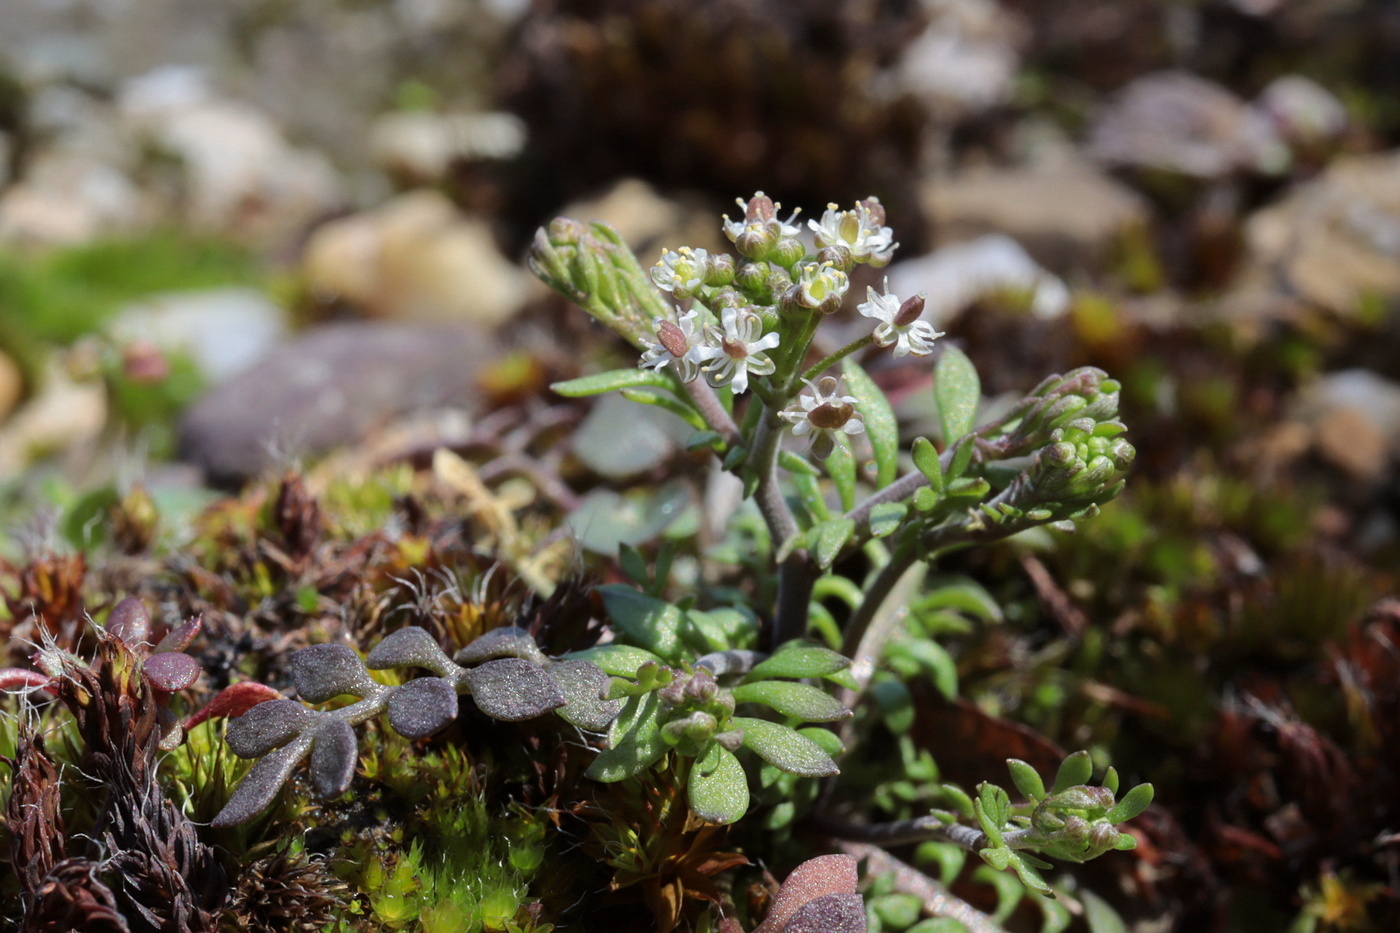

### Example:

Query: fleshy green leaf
xmin=586 ymin=691 xmax=668 ymax=782
xmin=811 ymin=518 xmax=855 ymax=571
xmin=548 ymin=659 xmax=624 ymax=731
xmin=912 ymin=436 xmax=945 ymax=494
xmin=619 ymin=387 xmax=706 ymax=430
xmin=868 ymin=501 xmax=908 ymax=538
xmin=551 ymin=368 xmax=675 ymax=398
xmin=744 ymin=643 xmax=851 ymax=681
xmin=564 ymin=644 xmax=665 ymax=678
xmin=935 ymin=346 xmax=980 ymax=442
xmin=1050 ymin=750 xmax=1094 ymax=794
xmin=1106 ymin=783 xmax=1154 ymax=823
xmin=687 ymin=742 xmax=749 ymax=824
xmin=598 ymin=585 xmax=686 ymax=662
xmin=825 ymin=436 xmax=857 ymax=511
xmin=1007 ymin=759 xmax=1047 ymax=802
xmin=733 ymin=717 xmax=839 ymax=776
xmin=731 ymin=681 xmax=851 ymax=722
xmin=871 ymin=678 xmax=914 ymax=734
xmin=843 ymin=358 xmax=898 ymax=487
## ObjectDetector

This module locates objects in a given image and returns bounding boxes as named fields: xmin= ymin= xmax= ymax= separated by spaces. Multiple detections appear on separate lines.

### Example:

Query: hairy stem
xmin=823 ymin=816 xmax=1046 ymax=853
xmin=685 ymin=376 xmax=741 ymax=445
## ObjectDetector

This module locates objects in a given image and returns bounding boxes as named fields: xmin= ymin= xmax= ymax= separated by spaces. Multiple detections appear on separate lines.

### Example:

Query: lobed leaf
xmin=687 ymin=742 xmax=749 ymax=825
xmin=387 ymin=676 xmax=460 ymax=739
xmin=548 ymin=659 xmax=624 ymax=731
xmin=291 ymin=644 xmax=378 ymax=703
xmin=309 ymin=719 xmax=357 ymax=798
xmin=226 ymin=699 xmax=319 ymax=759
xmin=733 ymin=717 xmax=839 ymax=777
xmin=731 ymin=681 xmax=851 ymax=723
xmin=464 ymin=658 xmax=565 ymax=721
xmin=367 ymin=626 xmax=456 ymax=673
xmin=452 ymin=626 xmax=549 ymax=666
xmin=212 ymin=733 xmax=314 ymax=827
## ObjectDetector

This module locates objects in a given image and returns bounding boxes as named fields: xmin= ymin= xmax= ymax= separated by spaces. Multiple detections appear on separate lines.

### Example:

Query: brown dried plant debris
xmin=224 ymin=853 xmax=347 ymax=933
xmin=41 ymin=631 xmax=229 ymax=932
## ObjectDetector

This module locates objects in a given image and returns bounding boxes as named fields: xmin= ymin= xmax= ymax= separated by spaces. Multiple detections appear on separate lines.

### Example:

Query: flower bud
xmin=736 ymin=261 xmax=770 ymax=293
xmin=857 ymin=196 xmax=887 ymax=227
xmin=736 ymin=224 xmax=777 ymax=260
xmin=548 ymin=217 xmax=584 ymax=244
xmin=714 ymin=729 xmax=744 ymax=751
xmin=684 ymin=668 xmax=718 ymax=703
xmin=892 ymin=293 xmax=927 ymax=328
xmin=705 ymin=253 xmax=736 ymax=287
xmin=770 ymin=237 xmax=807 ymax=269
xmin=817 ymin=244 xmax=854 ymax=273
xmin=744 ymin=191 xmax=778 ymax=225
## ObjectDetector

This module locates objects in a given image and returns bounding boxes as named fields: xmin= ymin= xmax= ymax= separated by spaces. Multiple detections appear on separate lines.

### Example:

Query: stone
xmin=894 ymin=0 xmax=1022 ymax=113
xmin=108 ymin=287 xmax=288 ymax=384
xmin=0 ymin=360 xmax=107 ymax=477
xmin=302 ymin=191 xmax=528 ymax=326
xmin=1089 ymin=70 xmax=1287 ymax=179
xmin=1244 ymin=151 xmax=1400 ymax=317
xmin=369 ymin=110 xmax=526 ymax=182
xmin=924 ymin=159 xmax=1149 ymax=272
xmin=571 ymin=393 xmax=692 ymax=480
xmin=560 ymin=178 xmax=721 ymax=257
xmin=0 ymin=152 xmax=148 ymax=246
xmin=178 ymin=322 xmax=495 ymax=484
xmin=885 ymin=234 xmax=1070 ymax=328
xmin=1292 ymin=369 xmax=1400 ymax=482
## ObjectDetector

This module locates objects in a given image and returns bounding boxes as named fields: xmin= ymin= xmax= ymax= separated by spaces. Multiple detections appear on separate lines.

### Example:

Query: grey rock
xmin=109 ymin=287 xmax=288 ymax=384
xmin=178 ymin=322 xmax=493 ymax=484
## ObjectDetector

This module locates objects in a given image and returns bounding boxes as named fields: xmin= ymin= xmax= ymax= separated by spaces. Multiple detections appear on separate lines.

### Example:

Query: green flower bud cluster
xmin=1022 ymin=418 xmax=1135 ymax=507
xmin=1002 ymin=366 xmax=1125 ymax=456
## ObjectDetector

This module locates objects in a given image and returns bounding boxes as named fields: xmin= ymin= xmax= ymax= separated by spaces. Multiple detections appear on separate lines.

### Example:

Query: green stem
xmin=800 ymin=333 xmax=875 ymax=384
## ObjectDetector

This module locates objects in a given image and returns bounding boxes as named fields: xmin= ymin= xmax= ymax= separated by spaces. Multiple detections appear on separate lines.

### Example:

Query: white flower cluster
xmin=809 ymin=198 xmax=897 ymax=266
xmin=639 ymin=307 xmax=780 ymax=395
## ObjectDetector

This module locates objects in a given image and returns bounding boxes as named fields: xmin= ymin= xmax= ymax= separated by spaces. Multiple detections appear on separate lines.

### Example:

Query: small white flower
xmin=808 ymin=198 xmax=897 ymax=265
xmin=640 ymin=309 xmax=703 ymax=382
xmin=780 ymin=376 xmax=865 ymax=460
xmin=857 ymin=278 xmax=944 ymax=358
xmin=650 ymin=247 xmax=710 ymax=297
xmin=794 ymin=261 xmax=850 ymax=310
xmin=722 ymin=192 xmax=803 ymax=243
xmin=686 ymin=306 xmax=780 ymax=394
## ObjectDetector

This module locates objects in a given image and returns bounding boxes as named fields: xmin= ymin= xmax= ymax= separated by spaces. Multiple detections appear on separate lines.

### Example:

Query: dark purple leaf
xmin=106 ymin=597 xmax=150 ymax=646
xmin=387 ymin=677 xmax=460 ymax=739
xmin=291 ymin=644 xmax=375 ymax=703
xmin=548 ymin=659 xmax=623 ymax=731
xmin=0 ymin=668 xmax=53 ymax=693
xmin=453 ymin=627 xmax=548 ymax=666
xmin=366 ymin=626 xmax=454 ymax=673
xmin=211 ymin=735 xmax=313 ymax=828
xmin=309 ymin=719 xmax=357 ymax=799
xmin=782 ymin=894 xmax=867 ymax=933
xmin=143 ymin=651 xmax=202 ymax=692
xmin=464 ymin=658 xmax=564 ymax=721
xmin=226 ymin=700 xmax=318 ymax=759
xmin=153 ymin=613 xmax=203 ymax=654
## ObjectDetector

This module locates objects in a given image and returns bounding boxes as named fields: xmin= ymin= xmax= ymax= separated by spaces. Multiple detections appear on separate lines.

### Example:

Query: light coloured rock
xmin=561 ymin=178 xmax=721 ymax=255
xmin=895 ymin=0 xmax=1022 ymax=113
xmin=0 ymin=361 xmax=107 ymax=477
xmin=108 ymin=287 xmax=288 ymax=384
xmin=1292 ymin=369 xmax=1400 ymax=482
xmin=0 ymin=152 xmax=148 ymax=246
xmin=302 ymin=190 xmax=528 ymax=326
xmin=369 ymin=110 xmax=526 ymax=181
xmin=925 ymin=160 xmax=1149 ymax=271
xmin=1089 ymin=70 xmax=1287 ymax=178
xmin=118 ymin=66 xmax=342 ymax=240
xmin=1245 ymin=151 xmax=1400 ymax=317
xmin=572 ymin=393 xmax=692 ymax=480
xmin=886 ymin=234 xmax=1070 ymax=327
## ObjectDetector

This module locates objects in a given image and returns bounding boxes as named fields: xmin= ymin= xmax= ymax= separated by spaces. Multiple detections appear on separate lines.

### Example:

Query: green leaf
xmin=871 ymin=894 xmax=922 ymax=928
xmin=885 ymin=638 xmax=958 ymax=701
xmin=844 ymin=358 xmax=898 ymax=487
xmin=935 ymin=346 xmax=980 ymax=442
xmin=1007 ymin=759 xmax=1047 ymax=802
xmin=870 ymin=678 xmax=914 ymax=734
xmin=941 ymin=783 xmax=975 ymax=819
xmin=731 ymin=681 xmax=851 ymax=723
xmin=1080 ymin=888 xmax=1129 ymax=933
xmin=586 ymin=691 xmax=668 ymax=782
xmin=790 ymin=470 xmax=830 ymax=522
xmin=1106 ymin=783 xmax=1154 ymax=823
xmin=686 ymin=430 xmax=723 ymax=452
xmin=597 ymin=585 xmax=686 ymax=663
xmin=1102 ymin=767 xmax=1120 ymax=795
xmin=552 ymin=368 xmax=675 ymax=398
xmin=779 ymin=450 xmax=821 ymax=476
xmin=1004 ymin=852 xmax=1054 ymax=897
xmin=618 ymin=543 xmax=648 ymax=586
xmin=915 ymin=841 xmax=967 ymax=887
xmin=914 ymin=577 xmax=1003 ymax=623
xmin=733 ymin=717 xmax=839 ymax=776
xmin=684 ymin=606 xmax=758 ymax=655
xmin=1050 ymin=750 xmax=1094 ymax=794
xmin=912 ymin=436 xmax=945 ymax=493
xmin=797 ymin=726 xmax=845 ymax=758
xmin=913 ymin=486 xmax=943 ymax=512
xmin=947 ymin=435 xmax=976 ymax=480
xmin=564 ymin=644 xmax=664 ymax=678
xmin=687 ymin=742 xmax=750 ymax=824
xmin=811 ymin=517 xmax=855 ymax=570
xmin=620 ymin=388 xmax=706 ymax=430
xmin=868 ymin=501 xmax=908 ymax=538
xmin=908 ymin=919 xmax=973 ymax=933
xmin=745 ymin=643 xmax=851 ymax=681
xmin=825 ymin=435 xmax=857 ymax=511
